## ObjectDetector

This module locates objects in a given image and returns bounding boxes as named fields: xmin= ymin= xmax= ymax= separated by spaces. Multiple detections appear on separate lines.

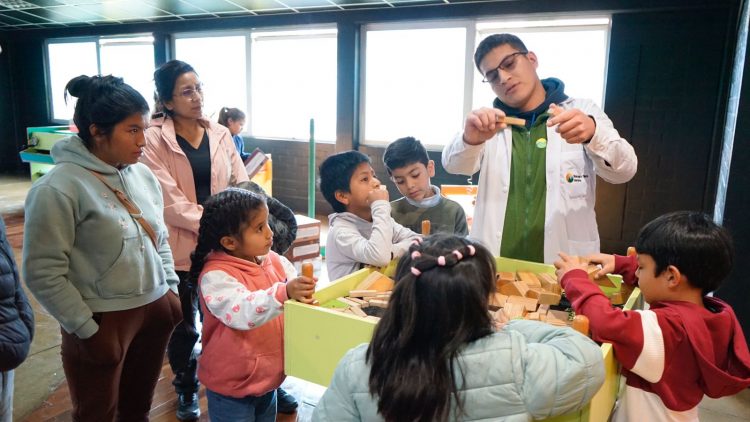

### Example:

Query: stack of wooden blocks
xmin=284 ymin=214 xmax=322 ymax=263
xmin=330 ymin=271 xmax=394 ymax=322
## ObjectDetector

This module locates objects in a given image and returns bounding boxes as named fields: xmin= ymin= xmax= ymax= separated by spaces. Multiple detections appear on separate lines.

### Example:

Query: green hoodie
xmin=23 ymin=136 xmax=178 ymax=339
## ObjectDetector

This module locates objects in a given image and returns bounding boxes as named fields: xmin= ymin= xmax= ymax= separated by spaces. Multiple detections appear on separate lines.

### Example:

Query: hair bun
xmin=65 ymin=75 xmax=93 ymax=99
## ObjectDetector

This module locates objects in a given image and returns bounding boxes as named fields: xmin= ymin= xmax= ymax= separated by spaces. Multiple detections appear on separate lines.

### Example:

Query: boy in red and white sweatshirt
xmin=555 ymin=211 xmax=750 ymax=422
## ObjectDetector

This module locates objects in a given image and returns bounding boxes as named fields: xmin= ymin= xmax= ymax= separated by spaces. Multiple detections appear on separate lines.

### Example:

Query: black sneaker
xmin=176 ymin=392 xmax=200 ymax=421
xmin=276 ymin=387 xmax=298 ymax=414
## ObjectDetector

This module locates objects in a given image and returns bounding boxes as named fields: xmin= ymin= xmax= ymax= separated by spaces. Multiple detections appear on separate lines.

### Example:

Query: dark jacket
xmin=0 ymin=216 xmax=34 ymax=371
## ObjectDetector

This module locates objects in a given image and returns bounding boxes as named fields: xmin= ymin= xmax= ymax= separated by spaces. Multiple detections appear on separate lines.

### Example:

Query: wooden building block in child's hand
xmin=355 ymin=271 xmax=395 ymax=292
xmin=421 ymin=219 xmax=431 ymax=236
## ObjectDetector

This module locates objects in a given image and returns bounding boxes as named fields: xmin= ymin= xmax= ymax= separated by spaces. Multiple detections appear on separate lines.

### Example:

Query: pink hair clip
xmin=467 ymin=245 xmax=476 ymax=256
xmin=411 ymin=267 xmax=421 ymax=276
xmin=437 ymin=256 xmax=446 ymax=266
xmin=452 ymin=250 xmax=463 ymax=260
xmin=411 ymin=251 xmax=421 ymax=259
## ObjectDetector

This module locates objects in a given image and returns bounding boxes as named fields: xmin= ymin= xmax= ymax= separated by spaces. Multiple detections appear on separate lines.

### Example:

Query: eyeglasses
xmin=175 ymin=84 xmax=203 ymax=100
xmin=481 ymin=51 xmax=528 ymax=84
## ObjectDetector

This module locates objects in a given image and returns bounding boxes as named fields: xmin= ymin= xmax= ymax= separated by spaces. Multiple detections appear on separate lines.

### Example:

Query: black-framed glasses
xmin=481 ymin=51 xmax=528 ymax=83
xmin=176 ymin=84 xmax=203 ymax=100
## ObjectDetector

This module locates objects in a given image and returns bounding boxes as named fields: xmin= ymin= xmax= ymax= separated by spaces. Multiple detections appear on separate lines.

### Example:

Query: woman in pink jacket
xmin=141 ymin=60 xmax=248 ymax=421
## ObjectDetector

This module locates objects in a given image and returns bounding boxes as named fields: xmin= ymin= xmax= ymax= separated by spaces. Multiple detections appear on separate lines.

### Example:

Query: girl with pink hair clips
xmin=314 ymin=234 xmax=605 ymax=422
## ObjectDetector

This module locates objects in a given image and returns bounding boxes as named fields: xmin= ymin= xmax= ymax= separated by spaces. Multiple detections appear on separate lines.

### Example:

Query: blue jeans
xmin=0 ymin=370 xmax=13 ymax=422
xmin=206 ymin=388 xmax=276 ymax=422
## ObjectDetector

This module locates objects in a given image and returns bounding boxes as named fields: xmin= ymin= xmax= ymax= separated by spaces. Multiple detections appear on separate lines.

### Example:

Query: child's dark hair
xmin=153 ymin=60 xmax=197 ymax=117
xmin=474 ymin=33 xmax=528 ymax=72
xmin=188 ymin=188 xmax=267 ymax=285
xmin=635 ymin=211 xmax=734 ymax=294
xmin=382 ymin=136 xmax=429 ymax=175
xmin=319 ymin=150 xmax=371 ymax=213
xmin=64 ymin=75 xmax=149 ymax=149
xmin=233 ymin=181 xmax=297 ymax=255
xmin=367 ymin=234 xmax=496 ymax=422
xmin=217 ymin=107 xmax=246 ymax=128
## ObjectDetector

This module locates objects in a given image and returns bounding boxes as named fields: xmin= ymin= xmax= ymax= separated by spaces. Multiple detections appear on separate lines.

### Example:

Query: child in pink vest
xmin=189 ymin=188 xmax=316 ymax=421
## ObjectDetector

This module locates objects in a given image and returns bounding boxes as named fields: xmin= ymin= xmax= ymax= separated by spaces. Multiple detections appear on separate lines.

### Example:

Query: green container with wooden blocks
xmin=284 ymin=257 xmax=641 ymax=422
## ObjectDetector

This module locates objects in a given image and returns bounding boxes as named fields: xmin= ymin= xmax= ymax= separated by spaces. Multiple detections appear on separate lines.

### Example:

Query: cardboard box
xmin=293 ymin=214 xmax=321 ymax=243
xmin=285 ymin=257 xmax=640 ymax=422
xmin=283 ymin=238 xmax=320 ymax=262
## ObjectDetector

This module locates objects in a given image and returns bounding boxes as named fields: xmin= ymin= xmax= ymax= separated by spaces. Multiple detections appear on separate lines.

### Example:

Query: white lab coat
xmin=442 ymin=97 xmax=637 ymax=263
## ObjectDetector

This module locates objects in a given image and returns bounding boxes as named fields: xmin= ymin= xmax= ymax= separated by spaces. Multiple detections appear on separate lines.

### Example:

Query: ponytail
xmin=217 ymin=107 xmax=245 ymax=128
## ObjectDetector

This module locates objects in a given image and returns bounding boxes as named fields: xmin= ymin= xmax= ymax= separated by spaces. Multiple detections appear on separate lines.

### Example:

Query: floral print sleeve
xmin=200 ymin=270 xmax=289 ymax=330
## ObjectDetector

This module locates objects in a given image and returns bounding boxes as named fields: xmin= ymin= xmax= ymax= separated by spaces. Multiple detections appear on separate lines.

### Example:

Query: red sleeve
xmin=614 ymin=254 xmax=638 ymax=286
xmin=561 ymin=269 xmax=645 ymax=370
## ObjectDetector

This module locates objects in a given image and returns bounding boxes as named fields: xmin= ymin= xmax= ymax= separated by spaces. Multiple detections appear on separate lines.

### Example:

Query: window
xmin=362 ymin=17 xmax=610 ymax=147
xmin=47 ymin=41 xmax=97 ymax=121
xmin=363 ymin=26 xmax=467 ymax=147
xmin=174 ymin=35 xmax=247 ymax=123
xmin=46 ymin=36 xmax=155 ymax=122
xmin=250 ymin=29 xmax=337 ymax=142
xmin=173 ymin=28 xmax=337 ymax=142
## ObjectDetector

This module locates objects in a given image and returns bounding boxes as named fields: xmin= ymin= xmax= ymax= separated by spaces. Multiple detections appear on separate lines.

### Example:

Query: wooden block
xmin=571 ymin=315 xmax=590 ymax=336
xmin=348 ymin=297 xmax=368 ymax=306
xmin=537 ymin=273 xmax=561 ymax=294
xmin=517 ymin=271 xmax=541 ymax=288
xmin=506 ymin=295 xmax=538 ymax=312
xmin=525 ymin=287 xmax=543 ymax=299
xmin=549 ymin=309 xmax=571 ymax=322
xmin=368 ymin=299 xmax=389 ymax=308
xmin=499 ymin=281 xmax=529 ymax=297
xmin=498 ymin=271 xmax=516 ymax=283
xmin=489 ymin=293 xmax=508 ymax=308
xmin=336 ymin=297 xmax=361 ymax=307
xmin=537 ymin=304 xmax=550 ymax=316
xmin=421 ymin=220 xmax=431 ymax=236
xmin=609 ymin=291 xmax=625 ymax=305
xmin=355 ymin=271 xmax=395 ymax=292
xmin=546 ymin=318 xmax=568 ymax=327
xmin=538 ymin=291 xmax=561 ymax=306
xmin=364 ymin=316 xmax=381 ymax=323
xmin=594 ymin=274 xmax=617 ymax=288
xmin=526 ymin=312 xmax=540 ymax=321
xmin=349 ymin=289 xmax=377 ymax=298
xmin=349 ymin=306 xmax=368 ymax=318
xmin=502 ymin=302 xmax=527 ymax=320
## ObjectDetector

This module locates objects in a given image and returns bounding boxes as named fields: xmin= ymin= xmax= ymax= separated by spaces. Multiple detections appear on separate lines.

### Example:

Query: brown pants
xmin=61 ymin=292 xmax=181 ymax=422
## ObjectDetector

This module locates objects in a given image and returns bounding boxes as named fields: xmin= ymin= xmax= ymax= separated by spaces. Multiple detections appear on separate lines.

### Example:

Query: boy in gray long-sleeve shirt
xmin=319 ymin=151 xmax=420 ymax=281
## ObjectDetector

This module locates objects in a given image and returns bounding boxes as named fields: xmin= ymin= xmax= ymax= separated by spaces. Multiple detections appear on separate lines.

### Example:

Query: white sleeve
xmin=441 ymin=132 xmax=485 ymax=176
xmin=580 ymin=100 xmax=638 ymax=184
xmin=200 ymin=270 xmax=287 ymax=330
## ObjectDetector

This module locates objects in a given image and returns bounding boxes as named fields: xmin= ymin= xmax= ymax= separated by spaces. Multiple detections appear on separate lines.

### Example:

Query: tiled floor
xmin=3 ymin=173 xmax=750 ymax=421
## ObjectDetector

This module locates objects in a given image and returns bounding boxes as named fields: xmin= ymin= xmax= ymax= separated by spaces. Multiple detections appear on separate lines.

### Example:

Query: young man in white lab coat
xmin=442 ymin=33 xmax=637 ymax=263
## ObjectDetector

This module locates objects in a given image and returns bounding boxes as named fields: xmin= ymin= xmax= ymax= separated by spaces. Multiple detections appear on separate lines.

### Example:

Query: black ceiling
xmin=0 ymin=0 xmax=500 ymax=29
